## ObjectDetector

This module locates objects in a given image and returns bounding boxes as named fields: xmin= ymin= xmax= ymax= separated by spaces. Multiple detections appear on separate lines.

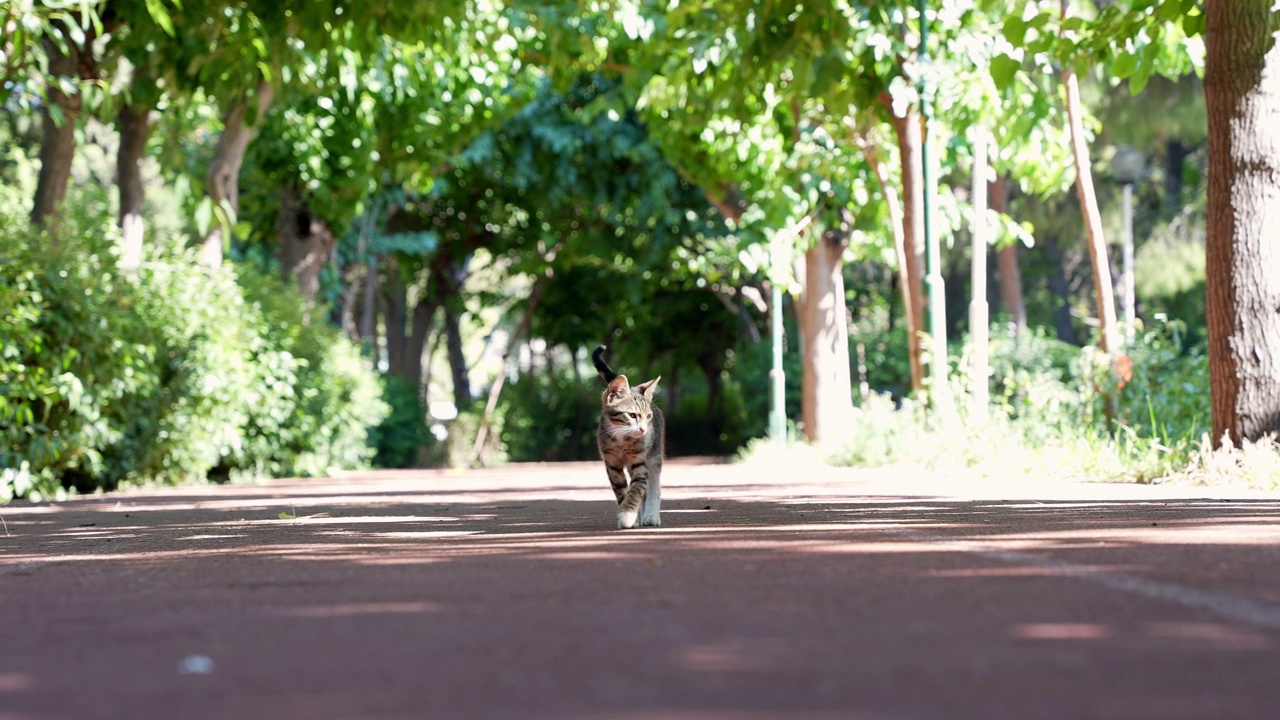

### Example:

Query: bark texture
xmin=31 ymin=34 xmax=85 ymax=225
xmin=1204 ymin=1 xmax=1280 ymax=446
xmin=201 ymin=81 xmax=274 ymax=267
xmin=798 ymin=212 xmax=856 ymax=445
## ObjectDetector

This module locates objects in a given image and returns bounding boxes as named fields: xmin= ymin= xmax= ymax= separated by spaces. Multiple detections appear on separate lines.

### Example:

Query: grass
xmin=736 ymin=393 xmax=1280 ymax=491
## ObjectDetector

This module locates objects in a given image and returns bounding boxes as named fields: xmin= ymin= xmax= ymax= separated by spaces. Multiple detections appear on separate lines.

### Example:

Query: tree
xmin=1061 ymin=0 xmax=1121 ymax=358
xmin=30 ymin=22 xmax=94 ymax=225
xmin=1204 ymin=1 xmax=1280 ymax=446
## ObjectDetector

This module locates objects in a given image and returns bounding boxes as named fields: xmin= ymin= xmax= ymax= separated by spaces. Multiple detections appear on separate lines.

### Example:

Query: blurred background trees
xmin=3 ymin=0 xmax=1265 ymax=500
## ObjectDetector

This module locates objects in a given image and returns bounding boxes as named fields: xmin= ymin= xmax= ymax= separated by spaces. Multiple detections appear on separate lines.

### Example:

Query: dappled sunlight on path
xmin=5 ymin=460 xmax=1280 ymax=719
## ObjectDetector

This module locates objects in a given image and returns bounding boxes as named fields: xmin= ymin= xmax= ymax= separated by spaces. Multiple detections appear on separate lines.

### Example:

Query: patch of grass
xmin=1160 ymin=433 xmax=1280 ymax=490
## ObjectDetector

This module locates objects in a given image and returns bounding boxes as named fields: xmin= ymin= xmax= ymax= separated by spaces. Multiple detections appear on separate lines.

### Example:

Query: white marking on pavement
xmin=894 ymin=529 xmax=1280 ymax=631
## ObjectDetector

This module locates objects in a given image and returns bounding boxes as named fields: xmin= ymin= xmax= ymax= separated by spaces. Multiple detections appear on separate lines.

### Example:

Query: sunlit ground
xmin=4 ymin=459 xmax=1280 ymax=719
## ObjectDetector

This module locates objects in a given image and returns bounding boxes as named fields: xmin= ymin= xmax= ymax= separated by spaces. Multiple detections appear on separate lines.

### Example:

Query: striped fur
xmin=593 ymin=345 xmax=664 ymax=529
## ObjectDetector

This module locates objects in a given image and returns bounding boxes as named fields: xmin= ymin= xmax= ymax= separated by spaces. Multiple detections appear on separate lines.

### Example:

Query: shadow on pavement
xmin=4 ymin=464 xmax=1280 ymax=720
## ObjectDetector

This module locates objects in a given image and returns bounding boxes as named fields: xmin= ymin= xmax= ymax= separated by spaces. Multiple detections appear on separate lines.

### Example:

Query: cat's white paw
xmin=640 ymin=513 xmax=661 ymax=527
xmin=617 ymin=510 xmax=638 ymax=529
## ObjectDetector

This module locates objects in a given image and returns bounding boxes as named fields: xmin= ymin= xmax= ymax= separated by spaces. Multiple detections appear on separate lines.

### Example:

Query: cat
xmin=593 ymin=345 xmax=664 ymax=529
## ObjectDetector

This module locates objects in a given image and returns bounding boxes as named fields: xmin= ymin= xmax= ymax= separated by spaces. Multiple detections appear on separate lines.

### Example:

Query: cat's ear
xmin=605 ymin=375 xmax=630 ymax=402
xmin=634 ymin=376 xmax=661 ymax=400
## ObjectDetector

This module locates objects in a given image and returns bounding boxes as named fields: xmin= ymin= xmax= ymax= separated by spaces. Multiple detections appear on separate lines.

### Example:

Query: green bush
xmin=820 ymin=322 xmax=1212 ymax=484
xmin=1 ymin=214 xmax=160 ymax=499
xmin=373 ymin=375 xmax=435 ymax=468
xmin=501 ymin=369 xmax=597 ymax=462
xmin=723 ymin=338 xmax=802 ymax=443
xmin=1110 ymin=319 xmax=1209 ymax=445
xmin=0 ymin=210 xmax=388 ymax=501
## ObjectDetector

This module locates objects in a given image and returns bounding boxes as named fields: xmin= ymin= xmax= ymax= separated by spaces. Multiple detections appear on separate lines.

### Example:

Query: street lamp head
xmin=1110 ymin=144 xmax=1145 ymax=185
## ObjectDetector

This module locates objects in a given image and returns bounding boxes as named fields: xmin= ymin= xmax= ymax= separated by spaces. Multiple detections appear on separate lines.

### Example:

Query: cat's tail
xmin=592 ymin=345 xmax=618 ymax=383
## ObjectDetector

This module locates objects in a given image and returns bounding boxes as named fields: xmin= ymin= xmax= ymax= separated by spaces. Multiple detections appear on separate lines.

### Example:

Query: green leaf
xmin=990 ymin=54 xmax=1021 ymax=91
xmin=144 ymin=0 xmax=175 ymax=36
xmin=1181 ymin=11 xmax=1205 ymax=37
xmin=1112 ymin=49 xmax=1138 ymax=78
xmin=1002 ymin=14 xmax=1027 ymax=46
xmin=194 ymin=197 xmax=213 ymax=237
xmin=1156 ymin=0 xmax=1183 ymax=23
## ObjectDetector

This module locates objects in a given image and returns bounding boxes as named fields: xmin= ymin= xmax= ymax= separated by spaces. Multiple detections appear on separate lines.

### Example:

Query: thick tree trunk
xmin=381 ymin=257 xmax=438 ymax=389
xmin=1062 ymin=2 xmax=1120 ymax=357
xmin=31 ymin=35 xmax=83 ymax=226
xmin=990 ymin=175 xmax=1027 ymax=336
xmin=201 ymin=80 xmax=274 ymax=267
xmin=277 ymin=184 xmax=336 ymax=305
xmin=1204 ymin=1 xmax=1280 ymax=447
xmin=887 ymin=104 xmax=928 ymax=397
xmin=116 ymin=102 xmax=151 ymax=269
xmin=798 ymin=213 xmax=856 ymax=445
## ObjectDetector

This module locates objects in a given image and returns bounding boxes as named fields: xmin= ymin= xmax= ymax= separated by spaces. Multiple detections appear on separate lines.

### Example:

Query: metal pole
xmin=919 ymin=0 xmax=948 ymax=402
xmin=769 ymin=283 xmax=787 ymax=442
xmin=1121 ymin=181 xmax=1135 ymax=344
xmin=970 ymin=129 xmax=990 ymax=423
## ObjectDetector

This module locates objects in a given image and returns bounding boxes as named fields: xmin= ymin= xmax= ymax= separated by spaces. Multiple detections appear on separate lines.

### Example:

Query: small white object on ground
xmin=177 ymin=655 xmax=215 ymax=675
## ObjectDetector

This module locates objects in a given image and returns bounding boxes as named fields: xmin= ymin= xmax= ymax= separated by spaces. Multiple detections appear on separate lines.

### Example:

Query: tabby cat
xmin=593 ymin=345 xmax=664 ymax=529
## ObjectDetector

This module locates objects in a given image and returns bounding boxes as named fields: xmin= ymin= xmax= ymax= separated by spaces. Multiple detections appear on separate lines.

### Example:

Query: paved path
xmin=4 ymin=460 xmax=1280 ymax=720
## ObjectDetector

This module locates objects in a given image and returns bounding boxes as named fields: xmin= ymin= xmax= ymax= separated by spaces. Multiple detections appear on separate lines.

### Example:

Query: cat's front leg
xmin=617 ymin=462 xmax=647 ymax=529
xmin=640 ymin=463 xmax=661 ymax=526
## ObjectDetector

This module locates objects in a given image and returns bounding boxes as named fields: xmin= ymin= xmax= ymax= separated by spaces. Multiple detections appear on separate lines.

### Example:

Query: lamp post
xmin=1110 ymin=145 xmax=1144 ymax=344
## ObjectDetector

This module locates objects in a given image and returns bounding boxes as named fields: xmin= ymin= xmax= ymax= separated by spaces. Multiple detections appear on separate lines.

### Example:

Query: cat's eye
xmin=628 ymin=412 xmax=639 ymax=420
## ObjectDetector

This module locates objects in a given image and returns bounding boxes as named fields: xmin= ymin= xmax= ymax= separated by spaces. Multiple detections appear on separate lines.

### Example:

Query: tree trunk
xmin=798 ymin=212 xmax=856 ymax=445
xmin=1062 ymin=1 xmax=1120 ymax=357
xmin=990 ymin=174 xmax=1027 ymax=335
xmin=277 ymin=184 xmax=335 ymax=306
xmin=116 ymin=101 xmax=151 ymax=269
xmin=201 ymin=80 xmax=274 ymax=267
xmin=362 ymin=256 xmax=379 ymax=350
xmin=31 ymin=34 xmax=83 ymax=226
xmin=861 ymin=129 xmax=923 ymax=395
xmin=382 ymin=259 xmax=408 ymax=379
xmin=1204 ymin=1 xmax=1280 ymax=447
xmin=404 ymin=299 xmax=436 ymax=394
xmin=887 ymin=104 xmax=928 ymax=397
xmin=444 ymin=303 xmax=472 ymax=408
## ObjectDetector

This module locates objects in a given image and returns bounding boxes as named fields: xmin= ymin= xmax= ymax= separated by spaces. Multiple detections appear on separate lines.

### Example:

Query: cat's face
xmin=601 ymin=374 xmax=660 ymax=438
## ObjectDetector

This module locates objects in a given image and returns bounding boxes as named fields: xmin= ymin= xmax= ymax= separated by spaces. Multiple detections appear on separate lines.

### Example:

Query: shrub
xmin=373 ymin=375 xmax=435 ymax=469
xmin=500 ymin=368 xmax=596 ymax=462
xmin=0 ymin=209 xmax=388 ymax=501
xmin=817 ymin=322 xmax=1213 ymax=485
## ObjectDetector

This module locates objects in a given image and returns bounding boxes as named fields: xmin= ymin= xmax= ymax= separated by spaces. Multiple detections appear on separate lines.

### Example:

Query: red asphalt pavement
xmin=4 ymin=459 xmax=1280 ymax=720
